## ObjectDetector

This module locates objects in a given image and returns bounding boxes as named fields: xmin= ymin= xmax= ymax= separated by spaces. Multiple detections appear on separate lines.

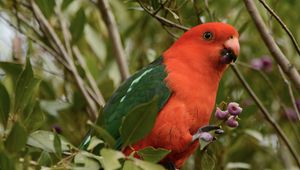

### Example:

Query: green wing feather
xmin=80 ymin=56 xmax=172 ymax=149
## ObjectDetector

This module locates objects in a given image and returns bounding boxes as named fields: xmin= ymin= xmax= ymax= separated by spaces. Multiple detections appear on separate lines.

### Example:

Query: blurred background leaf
xmin=0 ymin=0 xmax=299 ymax=169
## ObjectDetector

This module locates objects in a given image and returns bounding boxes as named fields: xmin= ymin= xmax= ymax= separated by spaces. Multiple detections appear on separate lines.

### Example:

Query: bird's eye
xmin=203 ymin=31 xmax=213 ymax=40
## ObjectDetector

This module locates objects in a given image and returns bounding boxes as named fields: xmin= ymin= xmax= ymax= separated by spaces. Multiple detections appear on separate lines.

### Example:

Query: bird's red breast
xmin=123 ymin=22 xmax=239 ymax=168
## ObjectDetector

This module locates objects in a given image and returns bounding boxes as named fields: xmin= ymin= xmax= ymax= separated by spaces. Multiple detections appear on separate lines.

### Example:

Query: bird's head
xmin=164 ymin=22 xmax=240 ymax=71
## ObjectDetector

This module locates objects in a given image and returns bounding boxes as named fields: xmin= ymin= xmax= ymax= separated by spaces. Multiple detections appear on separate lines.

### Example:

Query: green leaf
xmin=122 ymin=160 xmax=141 ymax=170
xmin=100 ymin=148 xmax=124 ymax=170
xmin=86 ymin=136 xmax=104 ymax=151
xmin=38 ymin=151 xmax=52 ymax=167
xmin=61 ymin=0 xmax=73 ymax=10
xmin=120 ymin=96 xmax=159 ymax=148
xmin=200 ymin=152 xmax=215 ymax=170
xmin=134 ymin=159 xmax=165 ymax=170
xmin=87 ymin=120 xmax=116 ymax=148
xmin=4 ymin=122 xmax=27 ymax=153
xmin=24 ymin=102 xmax=45 ymax=132
xmin=54 ymin=133 xmax=62 ymax=159
xmin=0 ymin=82 xmax=10 ymax=127
xmin=0 ymin=61 xmax=23 ymax=81
xmin=0 ymin=151 xmax=15 ymax=170
xmin=244 ymin=129 xmax=263 ymax=143
xmin=238 ymin=21 xmax=249 ymax=36
xmin=14 ymin=58 xmax=41 ymax=115
xmin=70 ymin=8 xmax=86 ymax=44
xmin=200 ymin=139 xmax=212 ymax=150
xmin=35 ymin=0 xmax=55 ymax=18
xmin=165 ymin=8 xmax=179 ymax=20
xmin=40 ymin=100 xmax=70 ymax=117
xmin=150 ymin=0 xmax=159 ymax=10
xmin=27 ymin=130 xmax=71 ymax=153
xmin=39 ymin=80 xmax=56 ymax=100
xmin=74 ymin=151 xmax=101 ymax=170
xmin=137 ymin=147 xmax=170 ymax=163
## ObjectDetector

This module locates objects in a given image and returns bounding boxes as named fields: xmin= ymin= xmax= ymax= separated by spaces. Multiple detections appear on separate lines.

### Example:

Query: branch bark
xmin=30 ymin=0 xmax=99 ymax=121
xmin=231 ymin=64 xmax=300 ymax=167
xmin=243 ymin=0 xmax=300 ymax=94
xmin=96 ymin=0 xmax=130 ymax=81
xmin=258 ymin=0 xmax=300 ymax=57
xmin=137 ymin=0 xmax=189 ymax=31
xmin=73 ymin=46 xmax=105 ymax=107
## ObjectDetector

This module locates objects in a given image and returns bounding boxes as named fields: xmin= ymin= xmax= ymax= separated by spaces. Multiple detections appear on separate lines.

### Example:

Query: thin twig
xmin=0 ymin=15 xmax=68 ymax=68
xmin=238 ymin=62 xmax=300 ymax=142
xmin=12 ymin=0 xmax=21 ymax=30
xmin=55 ymin=6 xmax=105 ymax=108
xmin=237 ymin=62 xmax=278 ymax=98
xmin=73 ymin=46 xmax=106 ymax=107
xmin=243 ymin=0 xmax=300 ymax=94
xmin=153 ymin=0 xmax=168 ymax=15
xmin=161 ymin=25 xmax=179 ymax=39
xmin=55 ymin=6 xmax=72 ymax=58
xmin=230 ymin=64 xmax=300 ymax=167
xmin=192 ymin=0 xmax=203 ymax=24
xmin=19 ymin=1 xmax=31 ymax=9
xmin=30 ymin=0 xmax=98 ymax=121
xmin=16 ymin=13 xmax=43 ymax=37
xmin=277 ymin=66 xmax=300 ymax=121
xmin=204 ymin=0 xmax=213 ymax=21
xmin=277 ymin=65 xmax=300 ymax=144
xmin=96 ymin=0 xmax=130 ymax=81
xmin=137 ymin=0 xmax=189 ymax=31
xmin=259 ymin=0 xmax=300 ymax=56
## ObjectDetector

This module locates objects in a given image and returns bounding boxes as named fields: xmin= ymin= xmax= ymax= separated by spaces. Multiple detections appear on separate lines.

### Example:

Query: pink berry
xmin=261 ymin=56 xmax=273 ymax=72
xmin=283 ymin=108 xmax=298 ymax=122
xmin=250 ymin=58 xmax=263 ymax=70
xmin=215 ymin=107 xmax=229 ymax=120
xmin=227 ymin=102 xmax=243 ymax=116
xmin=226 ymin=116 xmax=239 ymax=128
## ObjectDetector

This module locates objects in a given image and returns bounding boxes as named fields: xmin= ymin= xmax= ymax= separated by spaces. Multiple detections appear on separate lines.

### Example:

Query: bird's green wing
xmin=80 ymin=56 xmax=171 ymax=149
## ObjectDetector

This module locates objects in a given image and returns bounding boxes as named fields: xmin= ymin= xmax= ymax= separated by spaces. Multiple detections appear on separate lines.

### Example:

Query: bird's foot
xmin=191 ymin=125 xmax=223 ymax=143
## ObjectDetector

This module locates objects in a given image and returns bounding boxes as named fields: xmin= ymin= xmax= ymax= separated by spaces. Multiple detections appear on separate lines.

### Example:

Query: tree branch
xmin=137 ymin=0 xmax=189 ymax=31
xmin=278 ymin=65 xmax=300 ymax=121
xmin=258 ymin=0 xmax=300 ymax=57
xmin=243 ymin=0 xmax=300 ymax=94
xmin=96 ymin=0 xmax=130 ymax=81
xmin=73 ymin=46 xmax=105 ymax=107
xmin=55 ymin=5 xmax=105 ymax=107
xmin=55 ymin=6 xmax=72 ymax=58
xmin=0 ymin=14 xmax=69 ymax=68
xmin=30 ymin=0 xmax=98 ymax=121
xmin=230 ymin=64 xmax=300 ymax=167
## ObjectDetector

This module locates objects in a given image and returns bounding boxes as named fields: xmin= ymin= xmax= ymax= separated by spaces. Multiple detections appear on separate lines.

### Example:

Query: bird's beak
xmin=220 ymin=37 xmax=240 ymax=64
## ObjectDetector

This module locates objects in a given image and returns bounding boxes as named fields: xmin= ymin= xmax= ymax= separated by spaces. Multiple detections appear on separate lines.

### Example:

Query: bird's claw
xmin=214 ymin=129 xmax=224 ymax=134
xmin=198 ymin=125 xmax=220 ymax=133
xmin=191 ymin=125 xmax=223 ymax=143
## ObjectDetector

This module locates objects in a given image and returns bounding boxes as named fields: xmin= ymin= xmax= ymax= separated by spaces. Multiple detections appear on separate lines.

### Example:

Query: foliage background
xmin=0 ymin=0 xmax=300 ymax=169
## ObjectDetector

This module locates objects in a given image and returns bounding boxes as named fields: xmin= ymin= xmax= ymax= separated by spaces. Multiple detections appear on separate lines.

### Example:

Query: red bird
xmin=82 ymin=22 xmax=240 ymax=169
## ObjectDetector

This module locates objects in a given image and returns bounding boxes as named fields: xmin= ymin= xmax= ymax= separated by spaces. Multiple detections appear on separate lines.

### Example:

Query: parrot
xmin=80 ymin=22 xmax=240 ymax=169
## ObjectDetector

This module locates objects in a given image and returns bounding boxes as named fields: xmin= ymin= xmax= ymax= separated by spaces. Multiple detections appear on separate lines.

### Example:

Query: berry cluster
xmin=215 ymin=102 xmax=243 ymax=128
xmin=198 ymin=102 xmax=243 ymax=145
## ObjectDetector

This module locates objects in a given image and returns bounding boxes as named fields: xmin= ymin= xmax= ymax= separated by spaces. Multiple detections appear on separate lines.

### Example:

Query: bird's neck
xmin=163 ymin=48 xmax=227 ymax=132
